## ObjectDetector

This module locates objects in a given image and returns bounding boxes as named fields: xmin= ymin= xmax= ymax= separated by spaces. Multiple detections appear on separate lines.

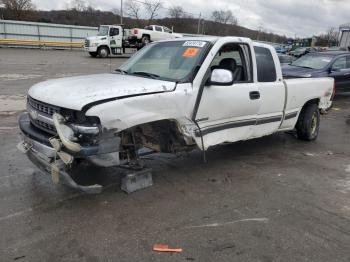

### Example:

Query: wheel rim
xmin=311 ymin=112 xmax=318 ymax=135
xmin=100 ymin=49 xmax=108 ymax=57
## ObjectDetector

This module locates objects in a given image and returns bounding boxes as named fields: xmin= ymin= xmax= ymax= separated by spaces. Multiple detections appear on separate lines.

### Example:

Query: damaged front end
xmin=18 ymin=97 xmax=123 ymax=193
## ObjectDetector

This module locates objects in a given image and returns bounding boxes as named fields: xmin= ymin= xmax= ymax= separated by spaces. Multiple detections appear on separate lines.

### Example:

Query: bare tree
xmin=145 ymin=0 xmax=162 ymax=24
xmin=70 ymin=0 xmax=87 ymax=11
xmin=125 ymin=0 xmax=141 ymax=25
xmin=168 ymin=6 xmax=183 ymax=19
xmin=212 ymin=10 xmax=237 ymax=25
xmin=325 ymin=27 xmax=339 ymax=46
xmin=1 ymin=0 xmax=33 ymax=19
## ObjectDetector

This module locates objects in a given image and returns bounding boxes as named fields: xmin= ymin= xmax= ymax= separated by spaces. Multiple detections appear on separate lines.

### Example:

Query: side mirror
xmin=207 ymin=69 xmax=233 ymax=86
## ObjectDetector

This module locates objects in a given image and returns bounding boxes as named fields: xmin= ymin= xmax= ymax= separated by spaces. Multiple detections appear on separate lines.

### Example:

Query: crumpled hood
xmin=28 ymin=73 xmax=176 ymax=111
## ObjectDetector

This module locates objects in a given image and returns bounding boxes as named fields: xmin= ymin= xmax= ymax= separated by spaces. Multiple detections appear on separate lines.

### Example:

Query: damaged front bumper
xmin=18 ymin=112 xmax=120 ymax=193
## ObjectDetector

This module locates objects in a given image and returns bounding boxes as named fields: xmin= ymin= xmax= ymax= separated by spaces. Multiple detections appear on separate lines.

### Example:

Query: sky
xmin=31 ymin=0 xmax=350 ymax=38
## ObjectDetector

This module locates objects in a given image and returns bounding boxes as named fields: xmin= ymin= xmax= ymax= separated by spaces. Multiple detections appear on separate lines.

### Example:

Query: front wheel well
xmin=120 ymin=119 xmax=194 ymax=154
xmin=97 ymin=45 xmax=110 ymax=53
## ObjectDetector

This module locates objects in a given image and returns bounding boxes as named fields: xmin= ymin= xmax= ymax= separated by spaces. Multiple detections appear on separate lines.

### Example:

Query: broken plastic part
xmin=52 ymin=113 xmax=82 ymax=152
xmin=57 ymin=151 xmax=74 ymax=165
xmin=49 ymin=137 xmax=62 ymax=151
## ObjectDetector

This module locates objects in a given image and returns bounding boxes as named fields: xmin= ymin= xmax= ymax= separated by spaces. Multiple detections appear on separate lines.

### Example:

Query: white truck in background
xmin=84 ymin=24 xmax=183 ymax=58
xmin=20 ymin=37 xmax=334 ymax=192
xmin=132 ymin=25 xmax=183 ymax=44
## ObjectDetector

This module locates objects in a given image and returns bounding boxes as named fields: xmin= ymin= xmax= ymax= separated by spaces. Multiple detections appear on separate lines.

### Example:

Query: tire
xmin=141 ymin=35 xmax=150 ymax=45
xmin=98 ymin=47 xmax=109 ymax=58
xmin=89 ymin=52 xmax=97 ymax=57
xmin=296 ymin=103 xmax=320 ymax=141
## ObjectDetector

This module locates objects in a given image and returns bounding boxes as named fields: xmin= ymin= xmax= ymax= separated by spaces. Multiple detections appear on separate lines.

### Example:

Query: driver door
xmin=109 ymin=26 xmax=123 ymax=54
xmin=195 ymin=43 xmax=261 ymax=147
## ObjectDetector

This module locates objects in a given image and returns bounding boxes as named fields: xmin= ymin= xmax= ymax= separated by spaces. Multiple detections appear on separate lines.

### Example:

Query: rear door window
xmin=254 ymin=46 xmax=277 ymax=82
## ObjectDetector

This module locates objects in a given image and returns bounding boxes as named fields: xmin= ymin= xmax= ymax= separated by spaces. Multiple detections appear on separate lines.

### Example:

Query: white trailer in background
xmin=339 ymin=23 xmax=350 ymax=50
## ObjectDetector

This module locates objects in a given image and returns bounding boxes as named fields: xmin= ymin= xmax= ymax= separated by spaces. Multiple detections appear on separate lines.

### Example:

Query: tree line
xmin=1 ymin=0 xmax=292 ymax=44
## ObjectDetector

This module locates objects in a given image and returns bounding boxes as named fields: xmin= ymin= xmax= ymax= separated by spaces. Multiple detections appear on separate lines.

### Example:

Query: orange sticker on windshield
xmin=183 ymin=47 xmax=199 ymax=58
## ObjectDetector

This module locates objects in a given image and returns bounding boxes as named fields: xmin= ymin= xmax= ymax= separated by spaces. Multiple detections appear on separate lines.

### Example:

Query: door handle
xmin=249 ymin=91 xmax=260 ymax=100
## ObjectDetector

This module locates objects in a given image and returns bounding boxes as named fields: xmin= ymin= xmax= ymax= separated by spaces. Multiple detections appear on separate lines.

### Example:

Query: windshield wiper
xmin=132 ymin=71 xmax=160 ymax=79
xmin=115 ymin=69 xmax=128 ymax=75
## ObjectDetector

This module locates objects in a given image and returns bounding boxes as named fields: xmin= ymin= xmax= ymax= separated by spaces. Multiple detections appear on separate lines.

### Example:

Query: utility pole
xmin=120 ymin=0 xmax=123 ymax=24
xmin=197 ymin=13 xmax=201 ymax=34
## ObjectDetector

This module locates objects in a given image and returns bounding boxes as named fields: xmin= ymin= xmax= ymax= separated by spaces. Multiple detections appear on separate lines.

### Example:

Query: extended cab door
xmin=194 ymin=41 xmax=261 ymax=147
xmin=251 ymin=44 xmax=285 ymax=138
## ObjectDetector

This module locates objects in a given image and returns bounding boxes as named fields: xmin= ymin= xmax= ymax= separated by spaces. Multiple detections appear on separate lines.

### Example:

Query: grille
xmin=27 ymin=96 xmax=59 ymax=135
xmin=31 ymin=118 xmax=57 ymax=135
xmin=85 ymin=39 xmax=90 ymax=47
xmin=28 ymin=96 xmax=60 ymax=116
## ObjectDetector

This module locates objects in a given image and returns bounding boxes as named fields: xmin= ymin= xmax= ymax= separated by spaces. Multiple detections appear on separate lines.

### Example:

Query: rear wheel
xmin=98 ymin=47 xmax=109 ymax=58
xmin=89 ymin=52 xmax=97 ymax=57
xmin=141 ymin=35 xmax=150 ymax=45
xmin=296 ymin=103 xmax=320 ymax=141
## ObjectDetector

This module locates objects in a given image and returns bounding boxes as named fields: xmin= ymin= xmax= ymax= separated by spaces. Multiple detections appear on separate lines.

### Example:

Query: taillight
xmin=331 ymin=81 xmax=336 ymax=101
xmin=133 ymin=29 xmax=138 ymax=34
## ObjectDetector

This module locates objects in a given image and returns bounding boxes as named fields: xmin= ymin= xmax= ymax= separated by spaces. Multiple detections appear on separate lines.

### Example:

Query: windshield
xmin=119 ymin=40 xmax=209 ymax=82
xmin=291 ymin=54 xmax=333 ymax=69
xmin=98 ymin=26 xmax=109 ymax=36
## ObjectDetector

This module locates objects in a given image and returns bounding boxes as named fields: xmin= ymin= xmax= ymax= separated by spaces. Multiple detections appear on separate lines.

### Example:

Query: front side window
xmin=109 ymin=28 xmax=119 ymax=36
xmin=209 ymin=43 xmax=251 ymax=82
xmin=119 ymin=40 xmax=210 ymax=82
xmin=254 ymin=46 xmax=277 ymax=82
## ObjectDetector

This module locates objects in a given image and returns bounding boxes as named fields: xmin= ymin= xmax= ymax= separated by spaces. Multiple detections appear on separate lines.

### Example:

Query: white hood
xmin=28 ymin=73 xmax=176 ymax=111
xmin=86 ymin=35 xmax=107 ymax=41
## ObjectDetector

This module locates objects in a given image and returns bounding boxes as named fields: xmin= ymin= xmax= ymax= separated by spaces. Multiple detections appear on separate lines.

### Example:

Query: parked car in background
xmin=282 ymin=51 xmax=350 ymax=93
xmin=278 ymin=54 xmax=296 ymax=65
xmin=290 ymin=47 xmax=317 ymax=58
xmin=275 ymin=45 xmax=288 ymax=54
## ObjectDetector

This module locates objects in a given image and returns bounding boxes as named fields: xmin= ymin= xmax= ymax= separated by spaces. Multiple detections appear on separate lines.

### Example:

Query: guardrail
xmin=0 ymin=38 xmax=84 ymax=48
xmin=0 ymin=19 xmax=97 ymax=49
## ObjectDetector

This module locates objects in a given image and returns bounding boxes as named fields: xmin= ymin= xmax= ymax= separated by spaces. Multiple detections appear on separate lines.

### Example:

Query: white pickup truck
xmin=132 ymin=25 xmax=183 ymax=44
xmin=19 ymin=37 xmax=334 ymax=192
